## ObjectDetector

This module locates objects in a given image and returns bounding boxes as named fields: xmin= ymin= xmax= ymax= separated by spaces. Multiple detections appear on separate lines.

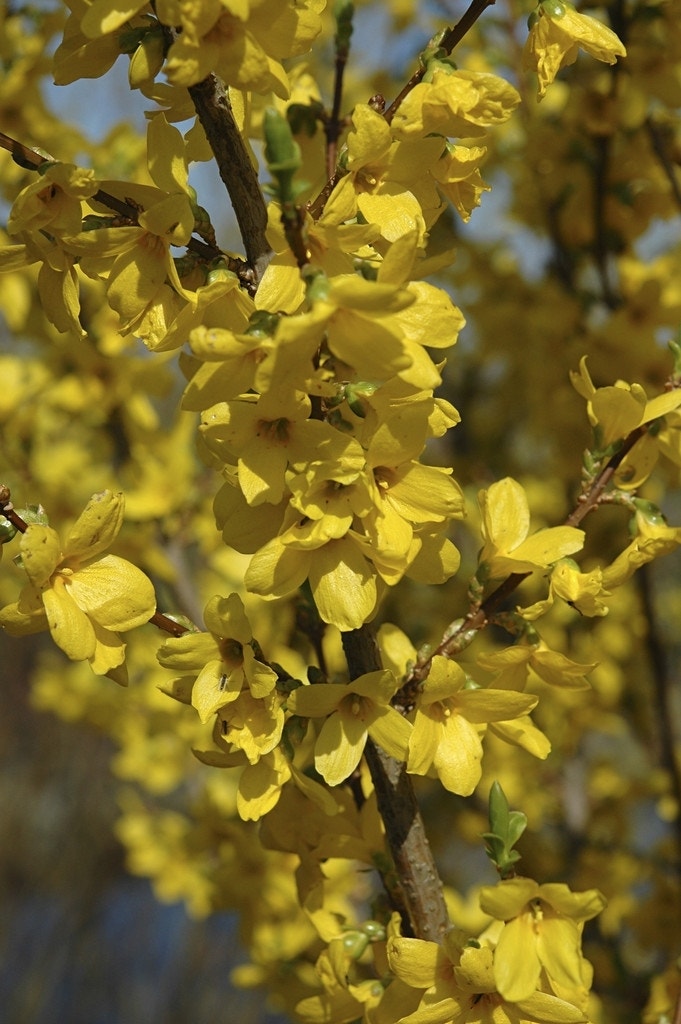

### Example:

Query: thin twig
xmin=149 ymin=610 xmax=190 ymax=637
xmin=308 ymin=0 xmax=497 ymax=220
xmin=384 ymin=0 xmax=497 ymax=125
xmin=325 ymin=37 xmax=350 ymax=179
xmin=0 ymin=130 xmax=254 ymax=283
xmin=398 ymin=423 xmax=649 ymax=701
xmin=0 ymin=486 xmax=28 ymax=533
xmin=646 ymin=116 xmax=681 ymax=214
xmin=636 ymin=564 xmax=681 ymax=854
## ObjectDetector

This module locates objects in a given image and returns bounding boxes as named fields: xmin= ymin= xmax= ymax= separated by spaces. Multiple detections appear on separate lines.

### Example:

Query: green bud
xmin=361 ymin=920 xmax=386 ymax=942
xmin=16 ymin=504 xmax=48 ymax=527
xmin=341 ymin=930 xmax=369 ymax=959
xmin=668 ymin=335 xmax=681 ymax=380
xmin=483 ymin=782 xmax=527 ymax=878
xmin=633 ymin=498 xmax=666 ymax=526
xmin=246 ymin=310 xmax=280 ymax=338
xmin=0 ymin=517 xmax=17 ymax=544
xmin=263 ymin=108 xmax=301 ymax=174
xmin=206 ymin=261 xmax=235 ymax=286
xmin=345 ymin=382 xmax=377 ymax=417
xmin=128 ymin=27 xmax=165 ymax=89
xmin=334 ymin=0 xmax=354 ymax=53
xmin=304 ymin=268 xmax=330 ymax=303
xmin=82 ymin=214 xmax=118 ymax=231
xmin=286 ymin=101 xmax=323 ymax=138
xmin=118 ymin=25 xmax=152 ymax=54
xmin=540 ymin=0 xmax=568 ymax=18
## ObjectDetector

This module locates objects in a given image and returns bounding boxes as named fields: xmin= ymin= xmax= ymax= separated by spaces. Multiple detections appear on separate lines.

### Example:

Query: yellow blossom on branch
xmin=407 ymin=655 xmax=539 ymax=796
xmin=479 ymin=877 xmax=606 ymax=1004
xmin=478 ymin=477 xmax=584 ymax=580
xmin=0 ymin=491 xmax=156 ymax=681
xmin=391 ymin=68 xmax=521 ymax=141
xmin=287 ymin=670 xmax=412 ymax=786
xmin=156 ymin=592 xmax=278 ymax=724
xmin=523 ymin=0 xmax=627 ymax=100
xmin=388 ymin=930 xmax=589 ymax=1024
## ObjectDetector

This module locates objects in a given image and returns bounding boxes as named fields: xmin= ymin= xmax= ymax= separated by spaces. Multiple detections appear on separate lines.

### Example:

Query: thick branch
xmin=342 ymin=625 xmax=450 ymax=942
xmin=188 ymin=75 xmax=273 ymax=285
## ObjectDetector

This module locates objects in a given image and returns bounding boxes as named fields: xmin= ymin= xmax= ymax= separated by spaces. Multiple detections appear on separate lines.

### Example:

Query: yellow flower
xmin=601 ymin=507 xmax=681 ymax=589
xmin=391 ymin=68 xmax=521 ymax=141
xmin=200 ymin=390 xmax=364 ymax=506
xmin=523 ymin=0 xmax=627 ymax=100
xmin=194 ymin=745 xmax=337 ymax=822
xmin=519 ymin=559 xmax=610 ymax=620
xmin=407 ymin=655 xmax=539 ymax=795
xmin=8 ymin=162 xmax=98 ymax=237
xmin=570 ymin=358 xmax=681 ymax=487
xmin=0 ymin=491 xmax=156 ymax=679
xmin=478 ymin=477 xmax=584 ymax=580
xmin=0 ymin=232 xmax=84 ymax=337
xmin=53 ymin=0 xmax=123 ymax=85
xmin=148 ymin=0 xmax=324 ymax=96
xmin=63 ymin=116 xmax=197 ymax=331
xmin=244 ymin=526 xmax=379 ymax=631
xmin=255 ymin=193 xmax=379 ymax=314
xmin=388 ymin=932 xmax=589 ymax=1024
xmin=431 ymin=143 xmax=491 ymax=223
xmin=479 ymin=877 xmax=606 ymax=1004
xmin=287 ymin=670 xmax=412 ymax=786
xmin=157 ymin=592 xmax=278 ymax=724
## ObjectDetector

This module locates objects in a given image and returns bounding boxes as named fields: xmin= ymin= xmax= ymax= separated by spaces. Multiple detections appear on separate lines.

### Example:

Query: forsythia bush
xmin=0 ymin=0 xmax=679 ymax=1021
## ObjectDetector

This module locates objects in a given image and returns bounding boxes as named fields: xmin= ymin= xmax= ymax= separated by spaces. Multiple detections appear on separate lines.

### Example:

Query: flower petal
xmin=20 ymin=525 xmax=61 ymax=588
xmin=42 ymin=579 xmax=97 ymax=661
xmin=67 ymin=555 xmax=156 ymax=630
xmin=62 ymin=490 xmax=124 ymax=562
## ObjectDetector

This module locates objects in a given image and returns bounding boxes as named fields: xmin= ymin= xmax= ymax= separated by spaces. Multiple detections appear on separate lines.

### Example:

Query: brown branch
xmin=0 ymin=485 xmax=28 ymax=533
xmin=187 ymin=75 xmax=273 ymax=286
xmin=674 ymin=971 xmax=681 ymax=1024
xmin=646 ymin=116 xmax=681 ymax=214
xmin=308 ymin=0 xmax=497 ymax=220
xmin=565 ymin=425 xmax=647 ymax=528
xmin=636 ymin=565 xmax=681 ymax=854
xmin=342 ymin=625 xmax=450 ymax=942
xmin=0 ymin=130 xmax=254 ymax=284
xmin=325 ymin=41 xmax=350 ymax=180
xmin=149 ymin=610 xmax=190 ymax=637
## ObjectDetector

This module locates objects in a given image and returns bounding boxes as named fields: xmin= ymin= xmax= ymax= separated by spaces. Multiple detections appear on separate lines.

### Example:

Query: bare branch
xmin=342 ymin=625 xmax=450 ymax=942
xmin=187 ymin=75 xmax=273 ymax=285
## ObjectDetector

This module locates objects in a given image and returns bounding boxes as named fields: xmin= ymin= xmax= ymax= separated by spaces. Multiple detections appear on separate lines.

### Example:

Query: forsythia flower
xmin=524 ymin=0 xmax=627 ymax=100
xmin=479 ymin=877 xmax=606 ymax=1003
xmin=478 ymin=477 xmax=584 ymax=580
xmin=391 ymin=68 xmax=521 ymax=141
xmin=519 ymin=558 xmax=610 ymax=620
xmin=407 ymin=655 xmax=539 ymax=795
xmin=156 ymin=592 xmax=278 ymax=723
xmin=571 ymin=356 xmax=681 ymax=449
xmin=287 ymin=670 xmax=412 ymax=786
xmin=0 ymin=491 xmax=156 ymax=680
xmin=388 ymin=930 xmax=589 ymax=1024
